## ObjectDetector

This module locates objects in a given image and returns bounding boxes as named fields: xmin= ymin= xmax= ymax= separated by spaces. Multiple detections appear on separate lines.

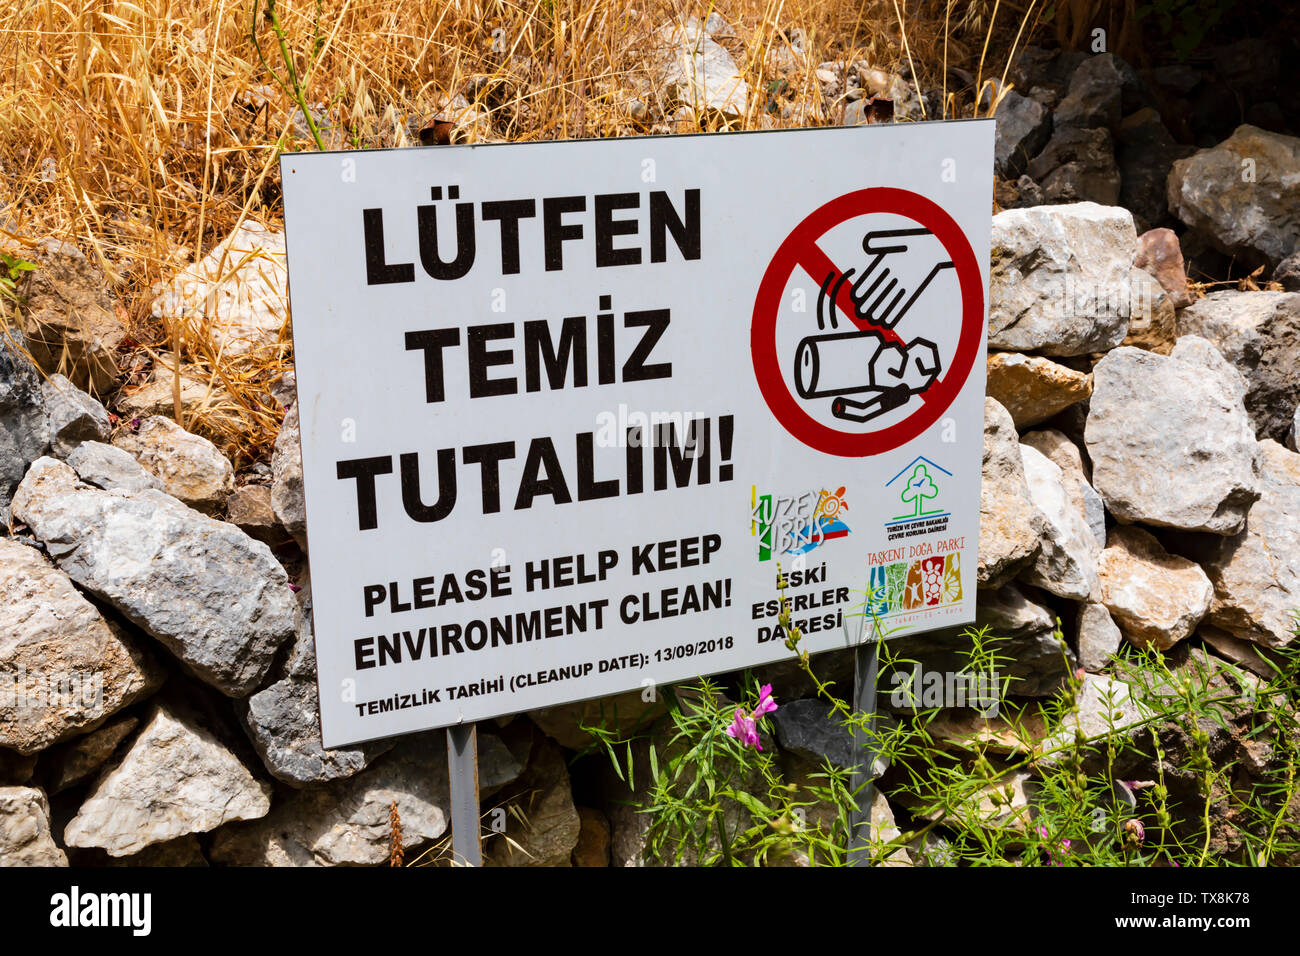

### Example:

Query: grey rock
xmin=853 ymin=64 xmax=923 ymax=120
xmin=771 ymin=699 xmax=868 ymax=771
xmin=1018 ymin=443 xmax=1100 ymax=601
xmin=650 ymin=21 xmax=748 ymax=120
xmin=19 ymin=239 xmax=124 ymax=394
xmin=243 ymin=591 xmax=393 ymax=787
xmin=1275 ymin=252 xmax=1300 ymax=292
xmin=989 ymin=202 xmax=1135 ymax=355
xmin=64 ymin=700 xmax=271 ymax=857
xmin=45 ymin=715 xmax=139 ymax=794
xmin=116 ymin=362 xmax=240 ymax=431
xmin=477 ymin=730 xmax=528 ymax=797
xmin=1026 ymin=126 xmax=1121 ymax=206
xmin=1055 ymin=53 xmax=1123 ymax=131
xmin=0 ymin=537 xmax=161 ymax=754
xmin=994 ymin=175 xmax=1046 ymax=210
xmin=862 ymin=790 xmax=911 ymax=866
xmin=994 ymin=90 xmax=1051 ymax=178
xmin=271 ymin=401 xmax=306 ymax=547
xmin=40 ymin=374 xmax=109 ymax=458
xmin=0 ymin=331 xmax=49 ymax=522
xmin=1196 ymin=440 xmax=1300 ymax=648
xmin=112 ymin=415 xmax=234 ymax=514
xmin=703 ymin=12 xmax=734 ymax=37
xmin=11 ymin=457 xmax=296 ymax=696
xmin=150 ymin=221 xmax=289 ymax=361
xmin=922 ymin=706 xmax=1046 ymax=754
xmin=209 ymin=734 xmax=451 ymax=867
xmin=66 ymin=441 xmax=164 ymax=493
xmin=1076 ymin=603 xmax=1122 ymax=672
xmin=1040 ymin=675 xmax=1147 ymax=754
xmin=1020 ymin=428 xmax=1106 ymax=547
xmin=1099 ymin=525 xmax=1213 ymax=651
xmin=1123 ymin=268 xmax=1177 ymax=354
xmin=1085 ymin=342 xmax=1260 ymax=534
xmin=1015 ymin=175 xmax=1045 ymax=207
xmin=843 ymin=97 xmax=886 ymax=125
xmin=1212 ymin=38 xmax=1281 ymax=100
xmin=1170 ymin=334 xmax=1249 ymax=402
xmin=487 ymin=737 xmax=581 ymax=867
xmin=0 ymin=787 xmax=66 ymax=866
xmin=226 ymin=484 xmax=287 ymax=546
xmin=979 ymin=398 xmax=1046 ymax=589
xmin=1148 ymin=64 xmax=1200 ymax=97
xmin=1167 ymin=125 xmax=1300 ymax=269
xmin=572 ymin=807 xmax=611 ymax=868
xmin=1177 ymin=291 xmax=1300 ymax=442
xmin=974 ymin=581 xmax=1056 ymax=642
xmin=1010 ymin=46 xmax=1085 ymax=97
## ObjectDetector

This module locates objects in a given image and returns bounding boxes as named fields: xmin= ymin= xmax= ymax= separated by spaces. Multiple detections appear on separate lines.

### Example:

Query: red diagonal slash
xmin=796 ymin=242 xmax=907 ymax=348
xmin=751 ymin=186 xmax=985 ymax=458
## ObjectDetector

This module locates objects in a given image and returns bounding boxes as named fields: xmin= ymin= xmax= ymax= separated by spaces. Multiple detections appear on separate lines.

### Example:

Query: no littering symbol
xmin=750 ymin=187 xmax=985 ymax=457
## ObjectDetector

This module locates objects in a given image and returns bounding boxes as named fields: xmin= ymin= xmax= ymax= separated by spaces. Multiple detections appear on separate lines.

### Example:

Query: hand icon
xmin=817 ymin=228 xmax=954 ymax=331
xmin=800 ymin=224 xmax=953 ymax=424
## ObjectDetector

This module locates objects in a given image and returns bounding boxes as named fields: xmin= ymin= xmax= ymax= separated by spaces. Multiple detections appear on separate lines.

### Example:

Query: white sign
xmin=280 ymin=121 xmax=994 ymax=747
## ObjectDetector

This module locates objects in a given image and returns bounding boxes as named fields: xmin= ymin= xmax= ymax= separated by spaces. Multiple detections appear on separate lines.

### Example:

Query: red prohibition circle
xmin=751 ymin=187 xmax=984 ymax=457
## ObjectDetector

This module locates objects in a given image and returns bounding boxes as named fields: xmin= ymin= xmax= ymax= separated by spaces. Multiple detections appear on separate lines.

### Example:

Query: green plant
xmin=586 ymin=575 xmax=1300 ymax=866
xmin=250 ymin=0 xmax=329 ymax=151
xmin=0 ymin=251 xmax=36 ymax=305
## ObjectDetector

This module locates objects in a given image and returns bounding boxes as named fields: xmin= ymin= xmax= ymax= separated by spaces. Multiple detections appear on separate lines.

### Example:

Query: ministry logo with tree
xmin=895 ymin=461 xmax=942 ymax=520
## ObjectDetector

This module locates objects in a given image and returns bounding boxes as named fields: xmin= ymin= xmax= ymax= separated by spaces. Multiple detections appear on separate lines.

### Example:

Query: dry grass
xmin=0 ymin=0 xmax=1040 ymax=465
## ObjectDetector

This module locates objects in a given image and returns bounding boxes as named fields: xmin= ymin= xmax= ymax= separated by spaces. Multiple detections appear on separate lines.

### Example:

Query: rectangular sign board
xmin=281 ymin=121 xmax=994 ymax=747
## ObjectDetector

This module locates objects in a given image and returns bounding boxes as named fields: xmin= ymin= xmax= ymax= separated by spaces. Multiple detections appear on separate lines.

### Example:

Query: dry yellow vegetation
xmin=0 ymin=0 xmax=1038 ymax=461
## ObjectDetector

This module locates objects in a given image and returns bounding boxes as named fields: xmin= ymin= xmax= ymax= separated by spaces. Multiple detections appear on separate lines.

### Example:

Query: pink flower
xmin=1038 ymin=825 xmax=1072 ymax=866
xmin=725 ymin=709 xmax=762 ymax=750
xmin=723 ymin=685 xmax=779 ymax=750
xmin=1124 ymin=818 xmax=1145 ymax=846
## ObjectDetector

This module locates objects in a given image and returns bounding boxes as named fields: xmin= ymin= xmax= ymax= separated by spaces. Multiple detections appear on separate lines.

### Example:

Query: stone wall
xmin=1 ymin=35 xmax=1298 ymax=866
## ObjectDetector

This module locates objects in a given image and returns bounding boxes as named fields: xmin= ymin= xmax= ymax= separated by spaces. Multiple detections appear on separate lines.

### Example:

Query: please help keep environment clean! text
xmin=280 ymin=122 xmax=993 ymax=747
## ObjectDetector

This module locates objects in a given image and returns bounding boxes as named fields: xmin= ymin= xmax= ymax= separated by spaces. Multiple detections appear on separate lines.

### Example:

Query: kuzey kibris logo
xmin=751 ymin=485 xmax=851 ymax=561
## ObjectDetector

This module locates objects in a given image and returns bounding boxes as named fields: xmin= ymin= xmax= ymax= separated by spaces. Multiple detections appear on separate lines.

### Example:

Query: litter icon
xmin=795 ymin=227 xmax=953 ymax=424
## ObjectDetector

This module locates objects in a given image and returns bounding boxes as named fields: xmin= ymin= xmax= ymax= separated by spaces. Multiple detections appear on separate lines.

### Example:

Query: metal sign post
xmin=848 ymin=636 xmax=881 ymax=866
xmin=446 ymin=724 xmax=481 ymax=866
